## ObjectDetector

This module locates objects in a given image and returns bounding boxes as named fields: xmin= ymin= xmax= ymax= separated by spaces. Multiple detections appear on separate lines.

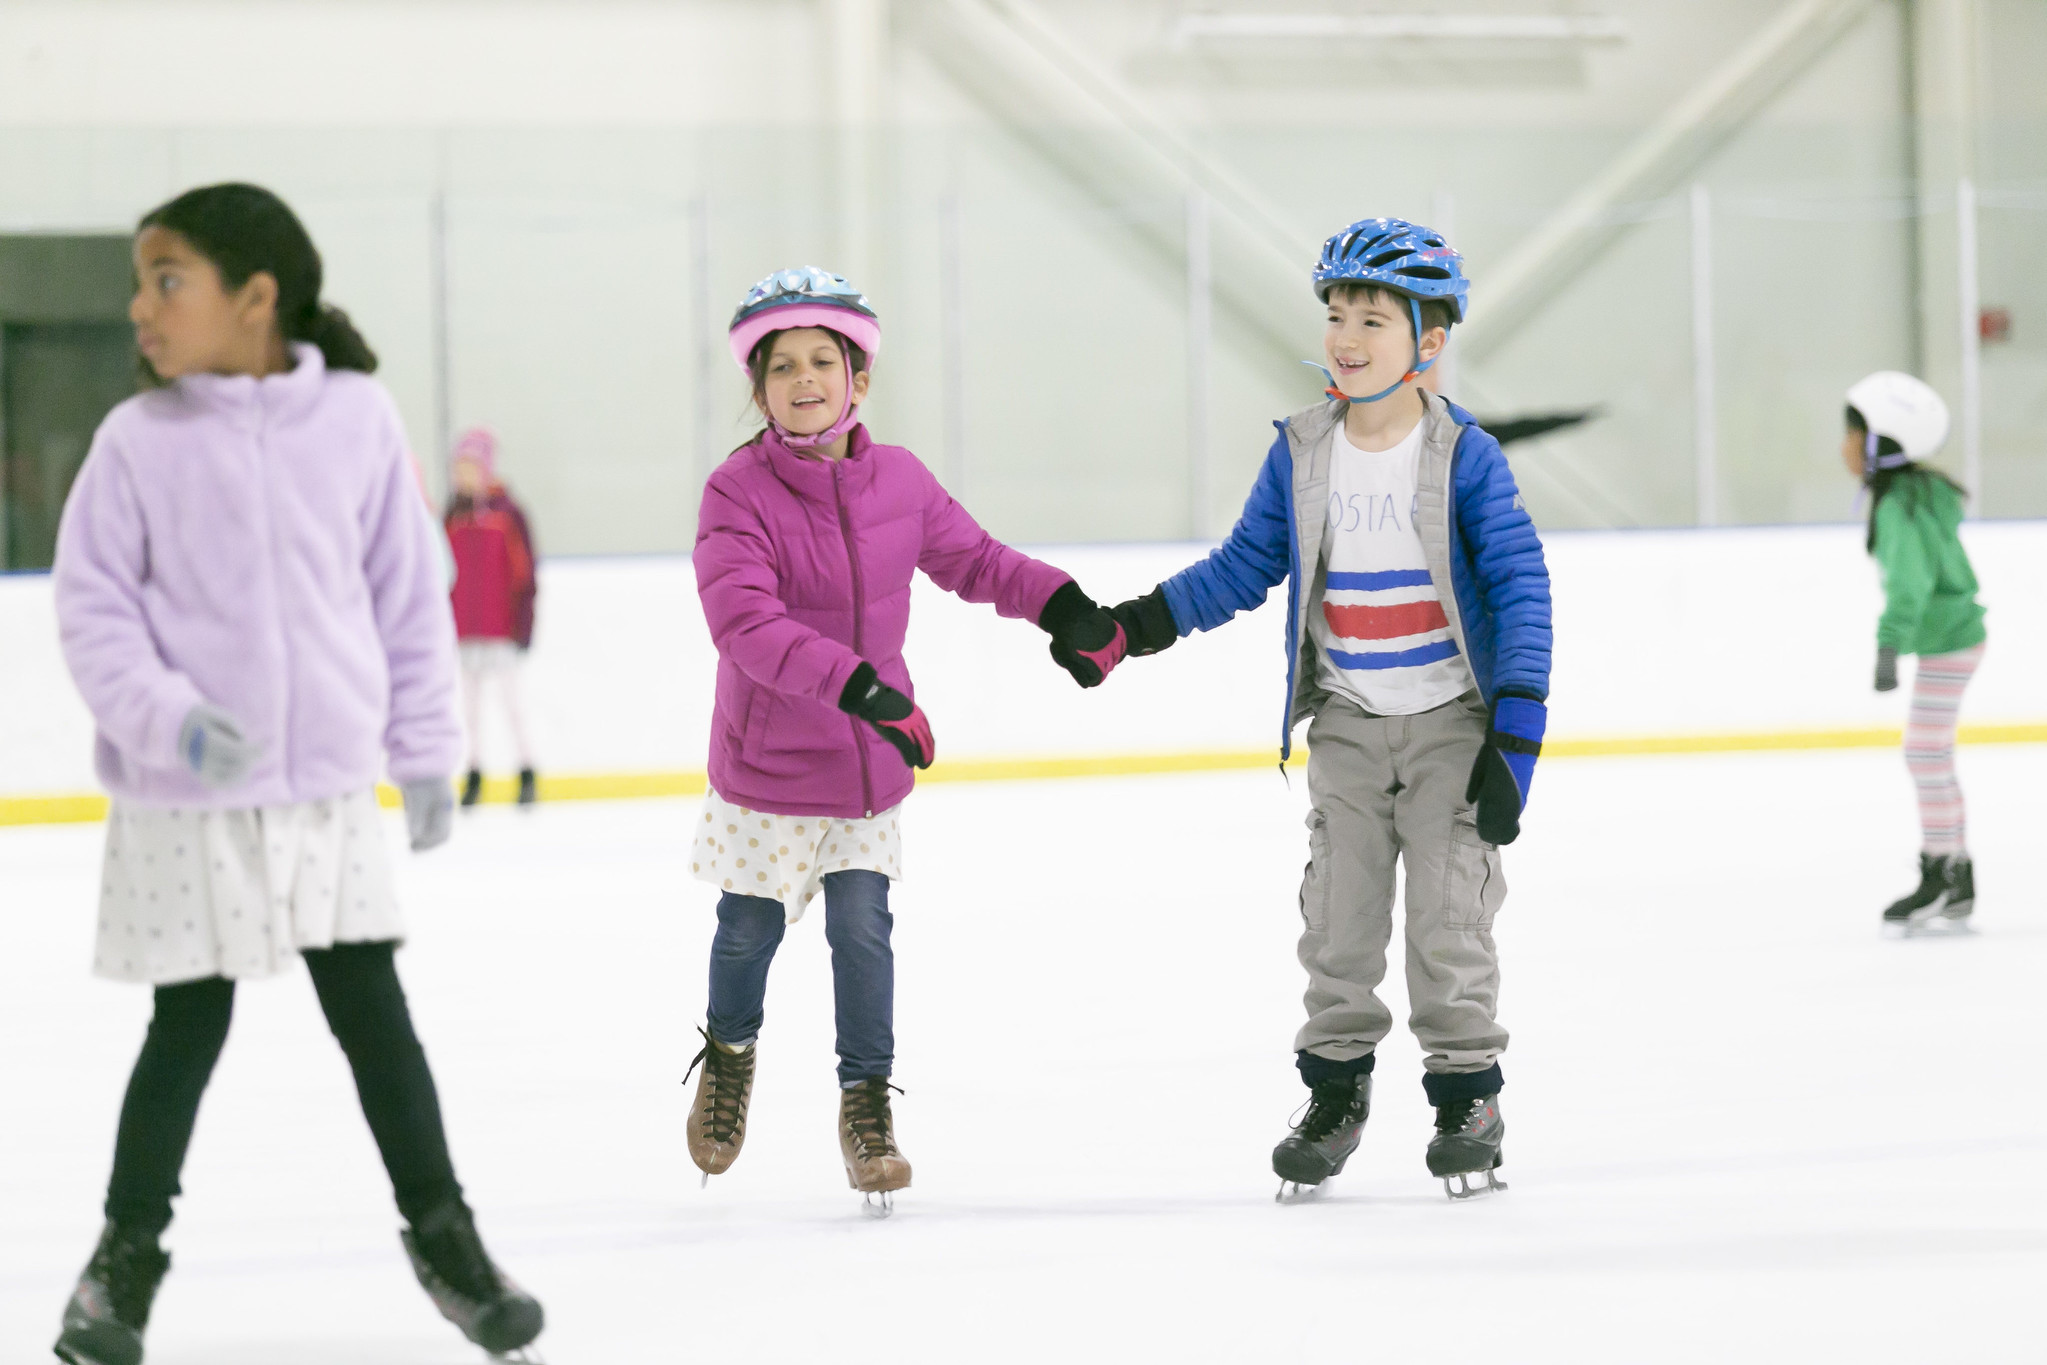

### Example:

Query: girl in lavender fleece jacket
xmin=683 ymin=268 xmax=1128 ymax=1211
xmin=47 ymin=185 xmax=541 ymax=1365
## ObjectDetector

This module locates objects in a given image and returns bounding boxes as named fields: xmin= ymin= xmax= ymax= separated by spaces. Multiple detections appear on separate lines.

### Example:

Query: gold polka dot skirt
xmin=691 ymin=789 xmax=902 ymax=923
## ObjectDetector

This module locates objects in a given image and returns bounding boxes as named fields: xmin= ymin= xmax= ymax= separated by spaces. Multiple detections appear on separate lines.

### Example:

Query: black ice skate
xmin=516 ymin=767 xmax=538 ymax=806
xmin=1428 ymin=1094 xmax=1507 ymax=1200
xmin=400 ymin=1200 xmax=545 ymax=1360
xmin=52 ymin=1220 xmax=170 ymax=1365
xmin=460 ymin=769 xmax=483 ymax=808
xmin=1271 ymin=1074 xmax=1371 ymax=1201
xmin=1882 ymin=854 xmax=1976 ymax=937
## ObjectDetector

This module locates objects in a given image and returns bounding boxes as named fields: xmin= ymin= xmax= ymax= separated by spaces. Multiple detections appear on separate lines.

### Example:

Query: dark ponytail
xmin=138 ymin=183 xmax=378 ymax=375
xmin=1849 ymin=404 xmax=1966 ymax=553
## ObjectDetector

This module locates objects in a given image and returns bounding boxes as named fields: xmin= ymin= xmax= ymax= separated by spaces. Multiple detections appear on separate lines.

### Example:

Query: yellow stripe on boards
xmin=4 ymin=722 xmax=2045 ymax=828
xmin=1549 ymin=722 xmax=2047 ymax=757
xmin=0 ymin=793 xmax=110 ymax=827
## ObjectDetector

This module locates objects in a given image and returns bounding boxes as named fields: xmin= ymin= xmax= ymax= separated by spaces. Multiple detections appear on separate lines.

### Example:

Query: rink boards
xmin=4 ymin=521 xmax=2045 ymax=820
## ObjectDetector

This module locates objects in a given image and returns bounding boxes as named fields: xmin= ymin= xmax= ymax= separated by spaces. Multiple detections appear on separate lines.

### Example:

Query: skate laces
xmin=1434 ymin=1097 xmax=1489 ymax=1136
xmin=87 ymin=1224 xmax=169 ymax=1329
xmin=685 ymin=1027 xmax=755 ymax=1142
xmin=843 ymin=1078 xmax=904 ymax=1159
xmin=413 ymin=1204 xmax=500 ymax=1304
xmin=1294 ymin=1078 xmax=1362 ymax=1142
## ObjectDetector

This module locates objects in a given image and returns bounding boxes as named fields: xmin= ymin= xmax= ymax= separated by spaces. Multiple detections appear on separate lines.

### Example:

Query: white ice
xmin=4 ymin=747 xmax=2044 ymax=1363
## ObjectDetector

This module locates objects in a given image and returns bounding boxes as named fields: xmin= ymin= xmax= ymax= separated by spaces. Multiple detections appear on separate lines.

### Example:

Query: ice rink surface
xmin=4 ymin=749 xmax=2044 ymax=1363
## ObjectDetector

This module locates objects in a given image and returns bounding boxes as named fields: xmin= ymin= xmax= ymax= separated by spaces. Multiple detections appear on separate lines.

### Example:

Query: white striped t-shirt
xmin=1310 ymin=418 xmax=1476 ymax=716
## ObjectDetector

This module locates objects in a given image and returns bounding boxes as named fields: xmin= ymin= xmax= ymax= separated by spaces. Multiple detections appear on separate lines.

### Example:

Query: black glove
xmin=1107 ymin=586 xmax=1180 ymax=658
xmin=837 ymin=663 xmax=935 ymax=769
xmin=1464 ymin=695 xmax=1546 ymax=847
xmin=1874 ymin=646 xmax=1899 ymax=693
xmin=1037 ymin=582 xmax=1128 ymax=688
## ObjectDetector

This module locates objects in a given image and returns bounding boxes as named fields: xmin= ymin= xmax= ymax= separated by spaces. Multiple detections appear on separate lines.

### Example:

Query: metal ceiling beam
xmin=901 ymin=0 xmax=1315 ymax=366
xmin=1457 ymin=0 xmax=1876 ymax=363
xmin=1169 ymin=14 xmax=1628 ymax=48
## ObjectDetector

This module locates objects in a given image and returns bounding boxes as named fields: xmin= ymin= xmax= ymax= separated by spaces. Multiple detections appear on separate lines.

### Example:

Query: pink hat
xmin=452 ymin=426 xmax=497 ymax=475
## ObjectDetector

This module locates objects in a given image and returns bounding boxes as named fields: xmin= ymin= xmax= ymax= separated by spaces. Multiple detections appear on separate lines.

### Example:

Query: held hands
xmin=1107 ymin=587 xmax=1180 ymax=658
xmin=1037 ymin=582 xmax=1128 ymax=688
xmin=1464 ymin=695 xmax=1546 ymax=846
xmin=839 ymin=662 xmax=936 ymax=769
xmin=1874 ymin=646 xmax=1899 ymax=693
xmin=401 ymin=779 xmax=455 ymax=852
xmin=178 ymin=704 xmax=263 ymax=790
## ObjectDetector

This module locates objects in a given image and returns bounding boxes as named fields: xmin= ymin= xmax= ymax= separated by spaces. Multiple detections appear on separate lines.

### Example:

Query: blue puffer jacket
xmin=1161 ymin=393 xmax=1552 ymax=762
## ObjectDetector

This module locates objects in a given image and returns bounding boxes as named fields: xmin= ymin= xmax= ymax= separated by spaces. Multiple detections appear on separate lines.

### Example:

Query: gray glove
xmin=1874 ymin=645 xmax=1899 ymax=693
xmin=401 ymin=779 xmax=455 ymax=852
xmin=178 ymin=704 xmax=262 ymax=789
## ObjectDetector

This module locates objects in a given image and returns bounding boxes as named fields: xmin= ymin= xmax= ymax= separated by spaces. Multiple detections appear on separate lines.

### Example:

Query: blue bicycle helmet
xmin=1309 ymin=218 xmax=1469 ymax=403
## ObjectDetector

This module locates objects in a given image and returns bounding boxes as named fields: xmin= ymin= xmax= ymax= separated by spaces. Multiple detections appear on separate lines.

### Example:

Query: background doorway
xmin=0 ymin=235 xmax=136 ymax=572
xmin=1 ymin=322 xmax=135 ymax=570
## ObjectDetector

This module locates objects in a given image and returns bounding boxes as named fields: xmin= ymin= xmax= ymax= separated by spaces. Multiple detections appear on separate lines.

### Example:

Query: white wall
xmin=3 ymin=1 xmax=2038 ymax=551
xmin=5 ymin=522 xmax=2043 ymax=797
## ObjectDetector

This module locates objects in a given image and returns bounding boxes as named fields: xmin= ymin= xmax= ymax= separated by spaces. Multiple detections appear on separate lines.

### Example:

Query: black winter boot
xmin=401 ymin=1200 xmax=544 ymax=1357
xmin=1271 ymin=1074 xmax=1372 ymax=1195
xmin=53 ymin=1221 xmax=170 ymax=1365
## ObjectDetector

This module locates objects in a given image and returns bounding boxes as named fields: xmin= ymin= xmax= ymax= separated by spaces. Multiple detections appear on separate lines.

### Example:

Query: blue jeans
xmin=706 ymin=869 xmax=894 ymax=1086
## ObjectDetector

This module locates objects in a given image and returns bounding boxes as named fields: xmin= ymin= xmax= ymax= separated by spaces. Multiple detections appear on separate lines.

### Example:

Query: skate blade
xmin=490 ymin=1350 xmax=546 ymax=1363
xmin=861 ymin=1191 xmax=894 ymax=1219
xmin=52 ymin=1346 xmax=117 ymax=1365
xmin=1442 ymin=1170 xmax=1506 ymax=1200
xmin=1275 ymin=1179 xmax=1327 ymax=1204
xmin=1442 ymin=1168 xmax=1506 ymax=1201
xmin=1888 ymin=914 xmax=1978 ymax=939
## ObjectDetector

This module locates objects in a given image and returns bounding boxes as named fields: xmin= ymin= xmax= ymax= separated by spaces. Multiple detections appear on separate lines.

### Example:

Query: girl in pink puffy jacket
xmin=685 ymin=267 xmax=1126 ymax=1212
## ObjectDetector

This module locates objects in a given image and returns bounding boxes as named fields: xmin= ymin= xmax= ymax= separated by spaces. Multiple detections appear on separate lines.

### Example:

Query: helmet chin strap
xmin=1307 ymin=298 xmax=1437 ymax=405
xmin=774 ymin=334 xmax=863 ymax=451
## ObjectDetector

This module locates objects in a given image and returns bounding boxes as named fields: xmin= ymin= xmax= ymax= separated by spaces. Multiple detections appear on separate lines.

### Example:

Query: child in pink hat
xmin=444 ymin=426 xmax=540 ymax=806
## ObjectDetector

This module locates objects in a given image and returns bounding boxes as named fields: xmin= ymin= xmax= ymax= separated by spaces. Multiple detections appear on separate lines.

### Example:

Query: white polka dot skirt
xmin=94 ymin=791 xmax=403 ymax=984
xmin=690 ymin=789 xmax=902 ymax=924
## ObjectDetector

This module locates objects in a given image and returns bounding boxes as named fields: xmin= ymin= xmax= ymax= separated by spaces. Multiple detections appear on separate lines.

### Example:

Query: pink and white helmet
xmin=728 ymin=266 xmax=881 ymax=373
xmin=728 ymin=267 xmax=881 ymax=450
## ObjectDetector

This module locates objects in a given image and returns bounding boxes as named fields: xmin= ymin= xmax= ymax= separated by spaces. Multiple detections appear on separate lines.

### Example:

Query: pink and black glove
xmin=1038 ymin=582 xmax=1128 ymax=689
xmin=838 ymin=662 xmax=935 ymax=770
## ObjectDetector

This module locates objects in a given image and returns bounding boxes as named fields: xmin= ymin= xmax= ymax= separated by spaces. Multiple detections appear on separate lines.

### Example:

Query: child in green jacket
xmin=1843 ymin=371 xmax=1986 ymax=934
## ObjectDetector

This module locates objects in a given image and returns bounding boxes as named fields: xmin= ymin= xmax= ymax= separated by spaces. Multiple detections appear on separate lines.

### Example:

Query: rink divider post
xmin=7 ymin=723 xmax=2047 ymax=827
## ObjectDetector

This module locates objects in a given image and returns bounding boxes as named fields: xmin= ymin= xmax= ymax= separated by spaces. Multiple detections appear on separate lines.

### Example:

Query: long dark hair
xmin=1849 ymin=404 xmax=1966 ymax=552
xmin=138 ymin=183 xmax=377 ymax=378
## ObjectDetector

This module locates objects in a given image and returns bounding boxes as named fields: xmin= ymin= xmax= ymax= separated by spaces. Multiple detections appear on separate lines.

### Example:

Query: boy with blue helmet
xmin=1109 ymin=217 xmax=1552 ymax=1200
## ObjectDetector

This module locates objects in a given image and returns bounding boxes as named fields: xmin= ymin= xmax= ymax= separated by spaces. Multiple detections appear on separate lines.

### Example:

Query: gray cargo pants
xmin=1295 ymin=690 xmax=1508 ymax=1077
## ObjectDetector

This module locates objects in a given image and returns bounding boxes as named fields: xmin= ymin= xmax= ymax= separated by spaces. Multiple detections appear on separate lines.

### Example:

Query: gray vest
xmin=1277 ymin=391 xmax=1473 ymax=732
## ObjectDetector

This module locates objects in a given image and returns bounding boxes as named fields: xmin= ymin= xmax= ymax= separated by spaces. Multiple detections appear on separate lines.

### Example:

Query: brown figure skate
xmin=839 ymin=1077 xmax=911 ymax=1217
xmin=685 ymin=1027 xmax=757 ymax=1184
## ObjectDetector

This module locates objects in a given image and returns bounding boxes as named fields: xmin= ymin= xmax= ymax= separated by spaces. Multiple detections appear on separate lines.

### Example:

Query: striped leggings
xmin=1903 ymin=644 xmax=1984 ymax=856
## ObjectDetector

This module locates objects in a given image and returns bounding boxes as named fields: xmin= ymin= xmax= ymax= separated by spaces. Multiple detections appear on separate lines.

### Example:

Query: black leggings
xmin=105 ymin=940 xmax=462 ymax=1235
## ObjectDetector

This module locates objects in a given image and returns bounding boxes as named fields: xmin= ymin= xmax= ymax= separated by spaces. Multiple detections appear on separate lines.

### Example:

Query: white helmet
xmin=1846 ymin=371 xmax=1949 ymax=466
